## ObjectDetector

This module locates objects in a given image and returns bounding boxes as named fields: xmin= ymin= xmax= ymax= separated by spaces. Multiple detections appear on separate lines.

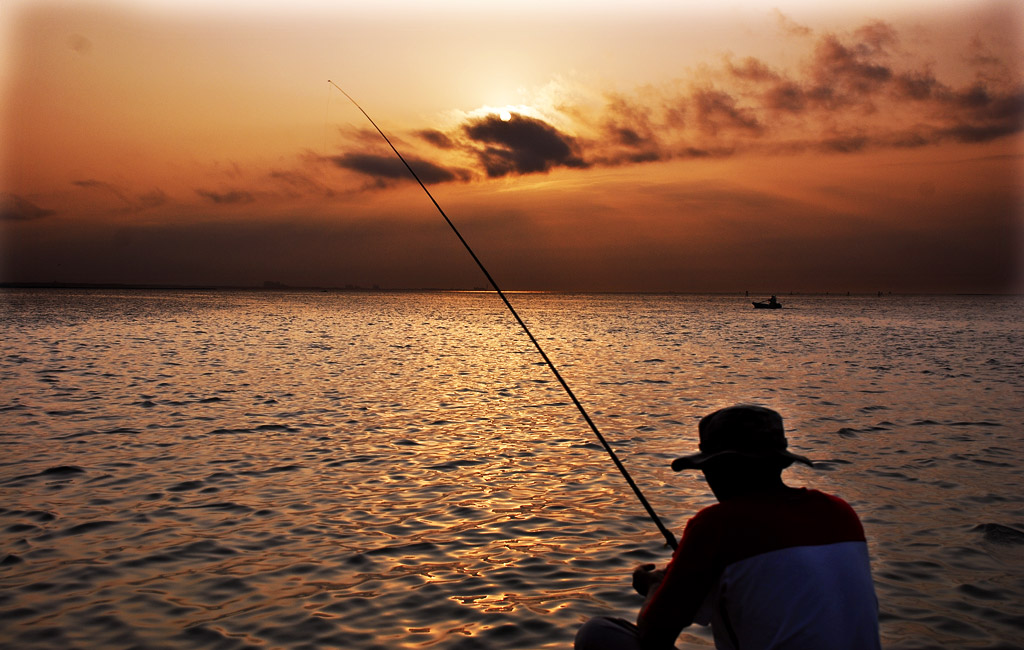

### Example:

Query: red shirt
xmin=639 ymin=488 xmax=881 ymax=650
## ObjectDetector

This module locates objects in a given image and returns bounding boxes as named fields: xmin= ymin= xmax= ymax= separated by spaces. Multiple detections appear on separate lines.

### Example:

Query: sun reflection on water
xmin=0 ymin=291 xmax=1021 ymax=649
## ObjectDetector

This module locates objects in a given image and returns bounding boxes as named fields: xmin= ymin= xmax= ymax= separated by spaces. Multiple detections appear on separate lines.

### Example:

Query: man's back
xmin=647 ymin=488 xmax=881 ymax=650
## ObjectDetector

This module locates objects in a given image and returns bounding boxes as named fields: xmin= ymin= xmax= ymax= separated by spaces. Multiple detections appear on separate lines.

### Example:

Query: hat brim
xmin=671 ymin=449 xmax=814 ymax=471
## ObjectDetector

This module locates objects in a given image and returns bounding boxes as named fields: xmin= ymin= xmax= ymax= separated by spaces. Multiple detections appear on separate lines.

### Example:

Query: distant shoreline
xmin=0 ymin=281 xmax=387 ymax=292
xmin=0 ymin=282 xmax=1017 ymax=297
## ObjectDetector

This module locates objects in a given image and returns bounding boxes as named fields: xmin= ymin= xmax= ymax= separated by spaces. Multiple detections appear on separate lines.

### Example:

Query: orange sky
xmin=2 ymin=0 xmax=1022 ymax=292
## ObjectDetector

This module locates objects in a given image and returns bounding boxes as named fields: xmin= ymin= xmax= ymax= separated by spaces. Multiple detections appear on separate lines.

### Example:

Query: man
xmin=574 ymin=405 xmax=881 ymax=650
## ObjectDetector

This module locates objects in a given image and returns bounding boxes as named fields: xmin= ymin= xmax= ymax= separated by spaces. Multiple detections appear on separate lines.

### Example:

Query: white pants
xmin=574 ymin=617 xmax=645 ymax=650
xmin=575 ymin=616 xmax=700 ymax=650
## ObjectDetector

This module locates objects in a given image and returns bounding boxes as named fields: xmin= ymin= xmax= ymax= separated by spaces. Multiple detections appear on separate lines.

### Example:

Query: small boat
xmin=752 ymin=296 xmax=782 ymax=309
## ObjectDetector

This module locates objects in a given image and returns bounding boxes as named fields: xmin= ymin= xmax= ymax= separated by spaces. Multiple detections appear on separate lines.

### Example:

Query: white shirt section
xmin=696 ymin=541 xmax=881 ymax=650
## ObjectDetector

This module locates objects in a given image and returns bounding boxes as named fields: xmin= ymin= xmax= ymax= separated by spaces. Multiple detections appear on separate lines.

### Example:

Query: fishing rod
xmin=328 ymin=80 xmax=678 ymax=550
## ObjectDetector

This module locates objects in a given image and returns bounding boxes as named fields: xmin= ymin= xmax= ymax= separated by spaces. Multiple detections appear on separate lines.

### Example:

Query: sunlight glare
xmin=452 ymin=104 xmax=544 ymax=126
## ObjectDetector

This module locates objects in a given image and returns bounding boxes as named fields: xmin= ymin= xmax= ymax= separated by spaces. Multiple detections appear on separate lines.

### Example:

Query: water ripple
xmin=1 ymin=290 xmax=1022 ymax=649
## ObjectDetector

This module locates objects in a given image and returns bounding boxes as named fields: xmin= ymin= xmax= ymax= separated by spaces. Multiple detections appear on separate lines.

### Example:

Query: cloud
xmin=965 ymin=34 xmax=1004 ymax=70
xmin=196 ymin=189 xmax=255 ymax=204
xmin=810 ymin=33 xmax=894 ymax=105
xmin=74 ymin=179 xmax=130 ymax=203
xmin=950 ymin=86 xmax=1024 ymax=121
xmin=939 ymin=121 xmax=1022 ymax=144
xmin=462 ymin=113 xmax=588 ymax=177
xmin=764 ymin=81 xmax=807 ymax=113
xmin=728 ymin=57 xmax=781 ymax=83
xmin=693 ymin=89 xmax=764 ymax=135
xmin=67 ymin=33 xmax=92 ymax=55
xmin=332 ymin=114 xmax=588 ymax=185
xmin=137 ymin=190 xmax=169 ymax=209
xmin=0 ymin=194 xmax=56 ymax=221
xmin=417 ymin=129 xmax=456 ymax=149
xmin=321 ymin=18 xmax=1021 ymax=193
xmin=268 ymin=169 xmax=335 ymax=198
xmin=892 ymin=69 xmax=940 ymax=100
xmin=74 ymin=180 xmax=169 ymax=211
xmin=820 ymin=134 xmax=869 ymax=153
xmin=773 ymin=10 xmax=812 ymax=38
xmin=578 ymin=19 xmax=1023 ymax=160
xmin=596 ymin=93 xmax=662 ymax=162
xmin=330 ymin=152 xmax=471 ymax=185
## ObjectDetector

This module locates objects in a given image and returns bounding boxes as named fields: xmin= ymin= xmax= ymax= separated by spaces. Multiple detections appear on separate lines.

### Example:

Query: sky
xmin=1 ymin=0 xmax=1022 ymax=293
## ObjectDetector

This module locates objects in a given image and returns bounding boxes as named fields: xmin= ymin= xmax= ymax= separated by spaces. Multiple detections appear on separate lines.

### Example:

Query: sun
xmin=455 ymin=104 xmax=542 ymax=126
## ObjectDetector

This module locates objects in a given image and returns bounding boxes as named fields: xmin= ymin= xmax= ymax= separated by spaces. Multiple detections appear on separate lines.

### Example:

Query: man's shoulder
xmin=687 ymin=488 xmax=865 ymax=546
xmin=697 ymin=488 xmax=852 ymax=516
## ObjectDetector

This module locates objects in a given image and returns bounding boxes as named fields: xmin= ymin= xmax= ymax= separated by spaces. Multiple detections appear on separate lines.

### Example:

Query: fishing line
xmin=323 ymin=82 xmax=332 ymax=182
xmin=328 ymin=80 xmax=678 ymax=550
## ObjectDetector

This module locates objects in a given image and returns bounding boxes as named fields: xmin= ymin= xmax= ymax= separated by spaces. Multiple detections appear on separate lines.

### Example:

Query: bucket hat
xmin=671 ymin=405 xmax=813 ymax=471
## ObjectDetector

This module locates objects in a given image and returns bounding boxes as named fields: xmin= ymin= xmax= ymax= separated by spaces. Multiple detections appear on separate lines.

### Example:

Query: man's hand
xmin=632 ymin=563 xmax=666 ymax=596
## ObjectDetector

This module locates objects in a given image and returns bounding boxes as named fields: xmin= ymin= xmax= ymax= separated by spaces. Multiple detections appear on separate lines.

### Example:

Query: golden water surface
xmin=1 ymin=291 xmax=1022 ymax=649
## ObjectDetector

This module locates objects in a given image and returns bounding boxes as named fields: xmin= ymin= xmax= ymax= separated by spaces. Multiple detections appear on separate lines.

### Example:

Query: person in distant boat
xmin=574 ymin=405 xmax=881 ymax=650
xmin=768 ymin=295 xmax=778 ymax=307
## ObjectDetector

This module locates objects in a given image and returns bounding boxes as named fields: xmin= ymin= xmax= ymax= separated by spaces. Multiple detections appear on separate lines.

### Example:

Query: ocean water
xmin=1 ymin=289 xmax=1022 ymax=650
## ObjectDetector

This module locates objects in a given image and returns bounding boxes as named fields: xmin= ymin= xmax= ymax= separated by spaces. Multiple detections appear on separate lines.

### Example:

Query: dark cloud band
xmin=0 ymin=194 xmax=56 ymax=221
xmin=462 ymin=114 xmax=588 ymax=177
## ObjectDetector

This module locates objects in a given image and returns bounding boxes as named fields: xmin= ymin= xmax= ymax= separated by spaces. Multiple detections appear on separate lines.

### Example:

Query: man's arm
xmin=634 ymin=514 xmax=720 ymax=649
xmin=634 ymin=563 xmax=702 ymax=649
xmin=632 ymin=563 xmax=665 ymax=598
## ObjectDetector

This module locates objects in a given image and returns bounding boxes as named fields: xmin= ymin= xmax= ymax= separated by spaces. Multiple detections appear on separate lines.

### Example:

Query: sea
xmin=1 ymin=289 xmax=1022 ymax=650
